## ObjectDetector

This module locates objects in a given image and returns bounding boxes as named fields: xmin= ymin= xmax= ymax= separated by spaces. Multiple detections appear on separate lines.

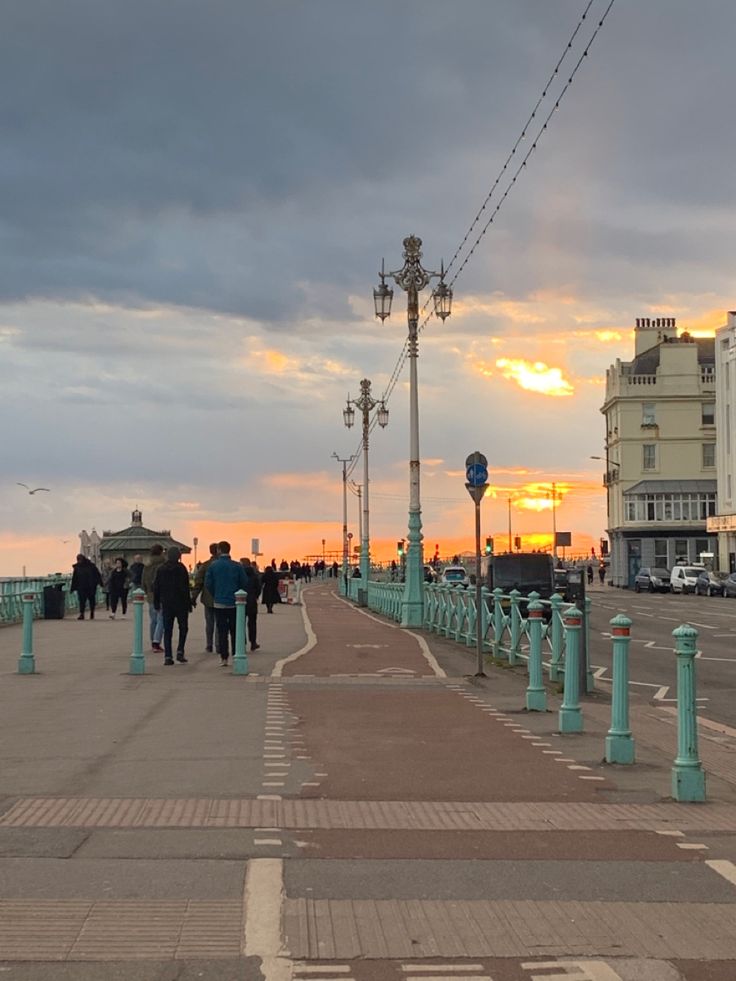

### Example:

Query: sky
xmin=2 ymin=0 xmax=736 ymax=576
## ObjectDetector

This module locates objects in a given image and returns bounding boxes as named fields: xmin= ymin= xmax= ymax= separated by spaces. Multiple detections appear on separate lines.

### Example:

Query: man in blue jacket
xmin=205 ymin=541 xmax=248 ymax=666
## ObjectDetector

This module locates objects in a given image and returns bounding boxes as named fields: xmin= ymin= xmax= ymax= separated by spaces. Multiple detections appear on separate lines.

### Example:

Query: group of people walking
xmin=72 ymin=542 xmax=284 ymax=667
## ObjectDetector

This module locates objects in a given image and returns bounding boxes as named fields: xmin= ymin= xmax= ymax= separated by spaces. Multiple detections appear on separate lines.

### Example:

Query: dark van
xmin=488 ymin=553 xmax=557 ymax=618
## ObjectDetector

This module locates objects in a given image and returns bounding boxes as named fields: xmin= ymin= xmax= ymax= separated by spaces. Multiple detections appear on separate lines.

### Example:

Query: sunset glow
xmin=495 ymin=358 xmax=574 ymax=397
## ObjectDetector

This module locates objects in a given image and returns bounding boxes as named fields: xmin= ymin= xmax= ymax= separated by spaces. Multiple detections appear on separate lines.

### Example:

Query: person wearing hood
xmin=142 ymin=544 xmax=166 ymax=653
xmin=153 ymin=546 xmax=192 ymax=665
xmin=71 ymin=554 xmax=102 ymax=620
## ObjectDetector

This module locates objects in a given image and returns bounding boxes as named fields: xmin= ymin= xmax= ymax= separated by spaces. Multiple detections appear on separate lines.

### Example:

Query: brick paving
xmin=2 ymin=581 xmax=736 ymax=976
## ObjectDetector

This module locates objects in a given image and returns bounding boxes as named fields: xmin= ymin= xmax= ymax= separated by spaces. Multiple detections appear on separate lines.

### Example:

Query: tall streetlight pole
xmin=343 ymin=380 xmax=389 ymax=584
xmin=349 ymin=481 xmax=363 ymax=561
xmin=373 ymin=235 xmax=452 ymax=627
xmin=551 ymin=481 xmax=558 ymax=563
xmin=332 ymin=451 xmax=355 ymax=592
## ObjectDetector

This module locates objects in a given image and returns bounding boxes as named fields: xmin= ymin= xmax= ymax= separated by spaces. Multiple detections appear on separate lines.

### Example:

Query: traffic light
xmin=485 ymin=536 xmax=493 ymax=555
xmin=397 ymin=540 xmax=405 ymax=557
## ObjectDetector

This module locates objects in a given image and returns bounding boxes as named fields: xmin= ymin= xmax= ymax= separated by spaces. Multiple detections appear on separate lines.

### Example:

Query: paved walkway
xmin=1 ymin=584 xmax=736 ymax=979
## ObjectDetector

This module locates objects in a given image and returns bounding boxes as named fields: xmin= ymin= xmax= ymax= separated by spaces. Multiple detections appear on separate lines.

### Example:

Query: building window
xmin=654 ymin=539 xmax=668 ymax=567
xmin=695 ymin=538 xmax=709 ymax=560
xmin=675 ymin=540 xmax=688 ymax=562
xmin=702 ymin=402 xmax=715 ymax=426
xmin=642 ymin=444 xmax=656 ymax=470
xmin=703 ymin=443 xmax=716 ymax=468
xmin=642 ymin=402 xmax=656 ymax=426
xmin=622 ymin=491 xmax=716 ymax=524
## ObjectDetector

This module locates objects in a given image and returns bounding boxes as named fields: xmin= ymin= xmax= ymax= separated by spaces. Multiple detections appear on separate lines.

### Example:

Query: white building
xmin=601 ymin=317 xmax=717 ymax=587
xmin=711 ymin=312 xmax=736 ymax=571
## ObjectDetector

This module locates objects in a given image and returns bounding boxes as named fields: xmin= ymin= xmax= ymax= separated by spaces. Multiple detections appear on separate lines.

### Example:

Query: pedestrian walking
xmin=599 ymin=561 xmax=606 ymax=585
xmin=108 ymin=557 xmax=130 ymax=618
xmin=241 ymin=558 xmax=262 ymax=651
xmin=128 ymin=554 xmax=145 ymax=588
xmin=205 ymin=541 xmax=248 ymax=666
xmin=191 ymin=542 xmax=218 ymax=652
xmin=71 ymin=553 xmax=102 ymax=620
xmin=142 ymin=544 xmax=166 ymax=653
xmin=586 ymin=564 xmax=594 ymax=585
xmin=153 ymin=546 xmax=192 ymax=665
xmin=101 ymin=559 xmax=113 ymax=611
xmin=261 ymin=565 xmax=280 ymax=614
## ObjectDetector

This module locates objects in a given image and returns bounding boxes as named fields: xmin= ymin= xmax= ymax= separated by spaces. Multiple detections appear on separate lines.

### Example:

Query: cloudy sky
xmin=2 ymin=0 xmax=735 ymax=575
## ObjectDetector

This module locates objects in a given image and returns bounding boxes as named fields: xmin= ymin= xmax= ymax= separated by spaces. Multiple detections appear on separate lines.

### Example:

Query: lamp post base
xmin=401 ymin=510 xmax=424 ymax=628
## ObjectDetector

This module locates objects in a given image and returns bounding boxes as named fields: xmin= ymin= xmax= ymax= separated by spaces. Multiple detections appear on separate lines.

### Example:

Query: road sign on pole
xmin=464 ymin=451 xmax=489 ymax=678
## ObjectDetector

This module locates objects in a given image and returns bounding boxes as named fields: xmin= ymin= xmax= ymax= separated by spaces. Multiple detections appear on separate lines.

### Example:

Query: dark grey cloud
xmin=6 ymin=1 xmax=733 ymax=320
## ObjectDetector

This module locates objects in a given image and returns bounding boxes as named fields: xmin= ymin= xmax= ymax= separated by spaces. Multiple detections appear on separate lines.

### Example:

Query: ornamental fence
xmin=0 ymin=576 xmax=84 ymax=624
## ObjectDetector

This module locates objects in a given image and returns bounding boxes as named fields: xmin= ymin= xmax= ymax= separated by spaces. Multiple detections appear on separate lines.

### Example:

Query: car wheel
xmin=634 ymin=582 xmax=641 ymax=593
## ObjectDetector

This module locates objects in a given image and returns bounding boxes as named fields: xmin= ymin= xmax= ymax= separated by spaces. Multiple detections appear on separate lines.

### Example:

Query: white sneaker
xmin=109 ymin=614 xmax=115 ymax=620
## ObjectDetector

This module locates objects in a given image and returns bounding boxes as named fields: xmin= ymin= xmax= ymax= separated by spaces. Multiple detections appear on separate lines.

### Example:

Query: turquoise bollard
xmin=559 ymin=606 xmax=583 ymax=733
xmin=233 ymin=590 xmax=249 ymax=676
xmin=17 ymin=592 xmax=36 ymax=674
xmin=525 ymin=596 xmax=546 ymax=711
xmin=605 ymin=614 xmax=635 ymax=764
xmin=671 ymin=624 xmax=706 ymax=802
xmin=129 ymin=588 xmax=146 ymax=674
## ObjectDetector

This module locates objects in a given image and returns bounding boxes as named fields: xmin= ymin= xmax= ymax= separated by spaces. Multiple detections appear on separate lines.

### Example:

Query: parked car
xmin=724 ymin=573 xmax=736 ymax=598
xmin=633 ymin=567 xmax=671 ymax=593
xmin=670 ymin=565 xmax=704 ymax=594
xmin=694 ymin=570 xmax=726 ymax=597
xmin=440 ymin=565 xmax=470 ymax=588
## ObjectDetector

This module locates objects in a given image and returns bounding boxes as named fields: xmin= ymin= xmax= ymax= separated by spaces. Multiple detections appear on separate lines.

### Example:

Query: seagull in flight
xmin=17 ymin=483 xmax=51 ymax=495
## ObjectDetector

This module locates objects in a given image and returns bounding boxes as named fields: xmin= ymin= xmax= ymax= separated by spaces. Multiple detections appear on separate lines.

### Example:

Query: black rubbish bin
xmin=43 ymin=583 xmax=66 ymax=619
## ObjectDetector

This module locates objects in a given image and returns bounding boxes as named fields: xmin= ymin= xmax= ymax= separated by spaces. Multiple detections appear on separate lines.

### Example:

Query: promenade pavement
xmin=1 ymin=583 xmax=736 ymax=979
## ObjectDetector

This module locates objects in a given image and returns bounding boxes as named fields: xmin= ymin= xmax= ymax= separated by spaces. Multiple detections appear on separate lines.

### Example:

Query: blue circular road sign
xmin=466 ymin=463 xmax=488 ymax=486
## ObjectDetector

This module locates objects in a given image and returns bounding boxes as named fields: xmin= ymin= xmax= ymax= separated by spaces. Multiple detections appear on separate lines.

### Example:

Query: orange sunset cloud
xmin=494 ymin=358 xmax=574 ymax=397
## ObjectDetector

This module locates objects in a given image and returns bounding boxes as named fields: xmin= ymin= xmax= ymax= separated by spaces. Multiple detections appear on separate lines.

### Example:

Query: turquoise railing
xmin=0 ymin=576 xmax=101 ymax=625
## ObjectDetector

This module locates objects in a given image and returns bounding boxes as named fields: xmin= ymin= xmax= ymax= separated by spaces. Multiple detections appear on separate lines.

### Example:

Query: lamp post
xmin=374 ymin=235 xmax=452 ymax=627
xmin=332 ymin=452 xmax=355 ymax=591
xmin=344 ymin=380 xmax=389 ymax=583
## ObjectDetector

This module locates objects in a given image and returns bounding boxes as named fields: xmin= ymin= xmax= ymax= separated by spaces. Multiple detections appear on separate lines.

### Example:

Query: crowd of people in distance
xmin=70 ymin=544 xmax=317 ymax=668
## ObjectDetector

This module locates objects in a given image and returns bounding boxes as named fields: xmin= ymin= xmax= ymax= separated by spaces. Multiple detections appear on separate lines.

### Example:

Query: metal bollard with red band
xmin=17 ymin=592 xmax=36 ymax=674
xmin=233 ymin=589 xmax=249 ymax=676
xmin=605 ymin=614 xmax=635 ymax=764
xmin=525 ymin=593 xmax=546 ymax=712
xmin=559 ymin=606 xmax=583 ymax=733
xmin=128 ymin=588 xmax=146 ymax=675
xmin=671 ymin=624 xmax=706 ymax=802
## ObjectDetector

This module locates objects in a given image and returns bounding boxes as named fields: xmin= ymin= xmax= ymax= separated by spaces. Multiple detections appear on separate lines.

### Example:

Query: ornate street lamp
xmin=344 ymin=379 xmax=389 ymax=585
xmin=374 ymin=235 xmax=452 ymax=627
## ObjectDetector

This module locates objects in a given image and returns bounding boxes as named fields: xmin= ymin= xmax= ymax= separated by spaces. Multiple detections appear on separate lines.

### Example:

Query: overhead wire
xmin=377 ymin=0 xmax=617 ymax=407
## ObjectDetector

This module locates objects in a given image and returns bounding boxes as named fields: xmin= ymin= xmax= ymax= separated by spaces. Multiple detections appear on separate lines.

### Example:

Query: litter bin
xmin=43 ymin=583 xmax=66 ymax=619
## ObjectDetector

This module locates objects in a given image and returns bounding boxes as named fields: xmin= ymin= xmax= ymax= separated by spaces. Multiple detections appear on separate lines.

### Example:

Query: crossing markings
xmin=294 ymin=966 xmax=353 ymax=981
xmin=521 ymin=960 xmax=623 ymax=981
xmin=706 ymin=858 xmax=736 ymax=887
xmin=401 ymin=965 xmax=489 ymax=981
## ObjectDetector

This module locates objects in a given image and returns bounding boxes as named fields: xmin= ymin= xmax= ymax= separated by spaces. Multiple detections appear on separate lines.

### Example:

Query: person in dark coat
xmin=71 ymin=554 xmax=102 ymax=620
xmin=261 ymin=565 xmax=280 ymax=614
xmin=241 ymin=558 xmax=262 ymax=651
xmin=128 ymin=554 xmax=145 ymax=588
xmin=153 ymin=546 xmax=192 ymax=665
xmin=108 ymin=557 xmax=130 ymax=618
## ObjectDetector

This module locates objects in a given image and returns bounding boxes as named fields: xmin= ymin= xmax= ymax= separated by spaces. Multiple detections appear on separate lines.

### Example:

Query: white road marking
xmin=273 ymin=591 xmax=317 ymax=677
xmin=294 ymin=966 xmax=351 ymax=975
xmin=655 ymin=830 xmax=685 ymax=837
xmin=522 ymin=961 xmax=623 ymax=981
xmin=243 ymin=858 xmax=291 ymax=981
xmin=706 ymin=859 xmax=736 ymax=887
xmin=401 ymin=966 xmax=484 ymax=973
xmin=254 ymin=838 xmax=283 ymax=846
xmin=686 ymin=620 xmax=717 ymax=630
xmin=677 ymin=842 xmax=708 ymax=850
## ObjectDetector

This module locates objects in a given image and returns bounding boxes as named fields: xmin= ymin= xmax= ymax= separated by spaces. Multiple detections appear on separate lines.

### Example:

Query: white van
xmin=670 ymin=565 xmax=704 ymax=594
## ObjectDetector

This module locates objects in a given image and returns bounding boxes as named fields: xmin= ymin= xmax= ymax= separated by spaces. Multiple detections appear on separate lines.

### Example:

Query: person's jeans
xmin=149 ymin=602 xmax=164 ymax=645
xmin=204 ymin=605 xmax=215 ymax=650
xmin=215 ymin=607 xmax=236 ymax=659
xmin=163 ymin=611 xmax=189 ymax=659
